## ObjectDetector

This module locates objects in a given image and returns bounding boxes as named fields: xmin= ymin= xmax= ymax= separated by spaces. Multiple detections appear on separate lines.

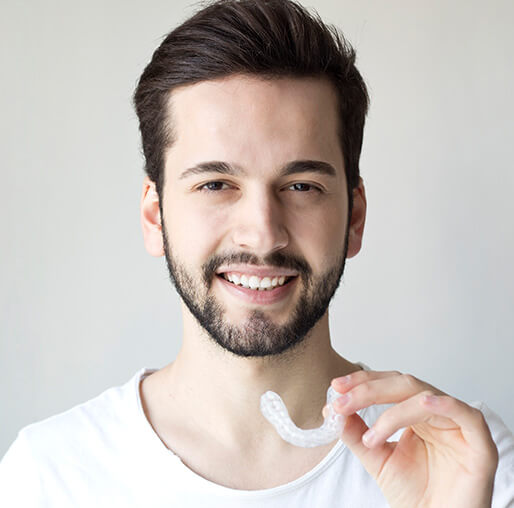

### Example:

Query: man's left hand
xmin=327 ymin=370 xmax=499 ymax=508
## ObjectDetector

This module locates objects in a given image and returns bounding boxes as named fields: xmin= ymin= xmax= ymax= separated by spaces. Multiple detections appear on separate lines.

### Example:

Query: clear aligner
xmin=260 ymin=386 xmax=345 ymax=448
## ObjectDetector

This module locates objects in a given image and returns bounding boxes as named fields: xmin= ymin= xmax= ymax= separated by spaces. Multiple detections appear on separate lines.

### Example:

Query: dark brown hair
xmin=133 ymin=0 xmax=369 ymax=199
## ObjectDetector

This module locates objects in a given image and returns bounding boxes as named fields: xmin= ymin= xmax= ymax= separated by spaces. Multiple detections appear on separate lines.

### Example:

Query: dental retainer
xmin=260 ymin=386 xmax=345 ymax=447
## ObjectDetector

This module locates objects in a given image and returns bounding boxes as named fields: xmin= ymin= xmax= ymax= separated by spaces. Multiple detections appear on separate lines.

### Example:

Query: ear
xmin=346 ymin=177 xmax=367 ymax=259
xmin=141 ymin=176 xmax=164 ymax=257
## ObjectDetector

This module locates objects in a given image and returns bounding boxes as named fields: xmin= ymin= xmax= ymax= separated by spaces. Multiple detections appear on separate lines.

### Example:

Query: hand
xmin=325 ymin=370 xmax=499 ymax=508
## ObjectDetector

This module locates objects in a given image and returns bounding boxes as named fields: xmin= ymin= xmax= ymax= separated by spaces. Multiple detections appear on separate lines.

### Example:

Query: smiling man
xmin=147 ymin=75 xmax=359 ymax=360
xmin=1 ymin=0 xmax=513 ymax=507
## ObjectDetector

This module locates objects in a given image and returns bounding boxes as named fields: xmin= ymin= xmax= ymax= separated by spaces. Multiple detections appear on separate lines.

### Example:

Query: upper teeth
xmin=222 ymin=273 xmax=288 ymax=290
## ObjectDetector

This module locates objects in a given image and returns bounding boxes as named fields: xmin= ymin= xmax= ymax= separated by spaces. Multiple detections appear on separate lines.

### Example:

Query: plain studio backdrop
xmin=1 ymin=0 xmax=513 ymax=457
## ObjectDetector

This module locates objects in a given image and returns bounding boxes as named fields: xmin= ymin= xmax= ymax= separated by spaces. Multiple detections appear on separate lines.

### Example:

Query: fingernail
xmin=423 ymin=395 xmax=440 ymax=405
xmin=362 ymin=429 xmax=376 ymax=447
xmin=334 ymin=394 xmax=350 ymax=408
xmin=334 ymin=375 xmax=351 ymax=385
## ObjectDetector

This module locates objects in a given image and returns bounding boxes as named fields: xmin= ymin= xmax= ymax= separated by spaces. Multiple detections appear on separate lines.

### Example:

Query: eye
xmin=199 ymin=181 xmax=231 ymax=192
xmin=288 ymin=182 xmax=321 ymax=193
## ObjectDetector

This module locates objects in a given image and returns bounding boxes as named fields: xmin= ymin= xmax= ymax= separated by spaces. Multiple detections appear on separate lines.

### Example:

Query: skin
xmin=139 ymin=75 xmax=498 ymax=503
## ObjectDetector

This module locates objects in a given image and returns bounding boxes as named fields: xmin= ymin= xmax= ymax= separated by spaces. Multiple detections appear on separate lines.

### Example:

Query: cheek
xmin=165 ymin=196 xmax=229 ymax=262
xmin=288 ymin=201 xmax=347 ymax=270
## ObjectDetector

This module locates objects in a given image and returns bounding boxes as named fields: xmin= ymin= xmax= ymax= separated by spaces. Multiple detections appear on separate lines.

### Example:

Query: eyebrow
xmin=178 ymin=159 xmax=337 ymax=180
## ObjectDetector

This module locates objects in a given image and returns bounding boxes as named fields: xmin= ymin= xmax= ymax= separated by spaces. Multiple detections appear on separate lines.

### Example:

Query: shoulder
xmin=0 ymin=369 xmax=148 ymax=505
xmin=29 ymin=371 xmax=139 ymax=452
xmin=1 ymin=368 xmax=145 ymax=471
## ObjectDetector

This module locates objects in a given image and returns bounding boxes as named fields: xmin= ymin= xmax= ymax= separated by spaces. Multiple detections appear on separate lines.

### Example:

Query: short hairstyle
xmin=133 ymin=0 xmax=369 ymax=200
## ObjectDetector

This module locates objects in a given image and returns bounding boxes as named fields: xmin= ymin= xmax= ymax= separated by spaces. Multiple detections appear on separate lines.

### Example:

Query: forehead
xmin=165 ymin=74 xmax=344 ymax=177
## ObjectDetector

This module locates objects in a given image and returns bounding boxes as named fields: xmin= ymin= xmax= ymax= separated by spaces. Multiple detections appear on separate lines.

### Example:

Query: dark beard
xmin=161 ymin=222 xmax=349 ymax=358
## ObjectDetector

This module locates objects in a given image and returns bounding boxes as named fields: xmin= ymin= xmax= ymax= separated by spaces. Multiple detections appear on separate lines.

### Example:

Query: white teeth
xmin=260 ymin=277 xmax=272 ymax=289
xmin=221 ymin=272 xmax=292 ymax=290
xmin=248 ymin=276 xmax=260 ymax=289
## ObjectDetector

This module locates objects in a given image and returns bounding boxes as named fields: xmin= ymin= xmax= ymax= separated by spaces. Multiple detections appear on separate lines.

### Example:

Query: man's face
xmin=159 ymin=75 xmax=354 ymax=357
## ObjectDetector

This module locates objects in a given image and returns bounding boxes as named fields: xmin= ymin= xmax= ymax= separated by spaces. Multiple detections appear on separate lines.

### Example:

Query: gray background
xmin=1 ymin=0 xmax=513 ymax=457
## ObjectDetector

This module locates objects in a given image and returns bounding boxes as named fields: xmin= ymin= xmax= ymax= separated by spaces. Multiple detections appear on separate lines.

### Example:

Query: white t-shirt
xmin=1 ymin=367 xmax=513 ymax=507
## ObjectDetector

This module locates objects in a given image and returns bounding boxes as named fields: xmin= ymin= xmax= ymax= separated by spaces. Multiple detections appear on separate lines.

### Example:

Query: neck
xmin=154 ymin=304 xmax=360 ymax=454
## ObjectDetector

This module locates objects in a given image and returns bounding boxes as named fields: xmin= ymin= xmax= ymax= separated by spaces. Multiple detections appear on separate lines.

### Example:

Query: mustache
xmin=202 ymin=251 xmax=312 ymax=286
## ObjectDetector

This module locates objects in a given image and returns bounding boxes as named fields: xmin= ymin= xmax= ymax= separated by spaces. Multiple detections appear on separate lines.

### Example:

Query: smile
xmin=215 ymin=273 xmax=298 ymax=305
xmin=218 ymin=272 xmax=295 ymax=291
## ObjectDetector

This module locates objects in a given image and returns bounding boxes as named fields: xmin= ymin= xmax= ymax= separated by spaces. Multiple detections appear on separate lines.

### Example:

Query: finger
xmin=420 ymin=394 xmax=497 ymax=454
xmin=332 ymin=370 xmax=403 ymax=394
xmin=332 ymin=373 xmax=443 ymax=416
xmin=360 ymin=391 xmax=495 ymax=455
xmin=338 ymin=412 xmax=395 ymax=480
xmin=358 ymin=390 xmax=458 ymax=449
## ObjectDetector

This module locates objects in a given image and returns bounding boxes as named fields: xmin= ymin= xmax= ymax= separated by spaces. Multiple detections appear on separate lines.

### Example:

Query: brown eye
xmin=288 ymin=183 xmax=320 ymax=192
xmin=200 ymin=181 xmax=229 ymax=191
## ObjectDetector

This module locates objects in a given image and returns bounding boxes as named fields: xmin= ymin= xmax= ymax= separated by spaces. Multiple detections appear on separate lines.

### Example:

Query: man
xmin=1 ymin=0 xmax=513 ymax=506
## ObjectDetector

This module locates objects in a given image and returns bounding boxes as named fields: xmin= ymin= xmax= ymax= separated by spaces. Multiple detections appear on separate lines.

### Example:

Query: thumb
xmin=340 ymin=413 xmax=394 ymax=480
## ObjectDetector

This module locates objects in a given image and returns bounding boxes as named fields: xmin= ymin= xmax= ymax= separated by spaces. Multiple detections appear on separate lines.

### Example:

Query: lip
xmin=215 ymin=265 xmax=299 ymax=278
xmin=215 ymin=273 xmax=298 ymax=305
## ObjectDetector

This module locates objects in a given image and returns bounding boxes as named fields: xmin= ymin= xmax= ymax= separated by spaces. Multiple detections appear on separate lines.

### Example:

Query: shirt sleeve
xmin=475 ymin=402 xmax=514 ymax=508
xmin=0 ymin=430 xmax=44 ymax=507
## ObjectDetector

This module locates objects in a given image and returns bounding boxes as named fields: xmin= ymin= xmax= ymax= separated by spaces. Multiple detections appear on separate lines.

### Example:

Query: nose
xmin=231 ymin=188 xmax=289 ymax=256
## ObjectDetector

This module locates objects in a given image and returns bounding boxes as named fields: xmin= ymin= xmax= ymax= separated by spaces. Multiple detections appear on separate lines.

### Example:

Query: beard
xmin=161 ymin=221 xmax=350 ymax=358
